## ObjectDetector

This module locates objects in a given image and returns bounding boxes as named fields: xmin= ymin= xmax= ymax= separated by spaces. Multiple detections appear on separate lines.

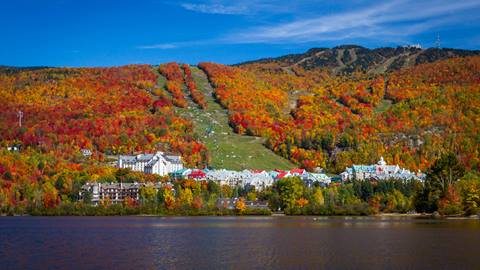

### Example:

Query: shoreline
xmin=2 ymin=213 xmax=478 ymax=219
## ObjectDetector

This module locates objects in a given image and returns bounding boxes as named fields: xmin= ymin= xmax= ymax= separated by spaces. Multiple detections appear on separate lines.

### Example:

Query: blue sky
xmin=1 ymin=0 xmax=480 ymax=67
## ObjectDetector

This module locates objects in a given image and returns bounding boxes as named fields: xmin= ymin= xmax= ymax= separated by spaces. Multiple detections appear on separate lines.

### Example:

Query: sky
xmin=1 ymin=0 xmax=480 ymax=67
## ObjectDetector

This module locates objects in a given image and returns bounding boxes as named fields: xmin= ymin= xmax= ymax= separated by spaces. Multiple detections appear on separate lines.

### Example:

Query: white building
xmin=305 ymin=173 xmax=331 ymax=187
xmin=164 ymin=155 xmax=183 ymax=174
xmin=340 ymin=157 xmax=422 ymax=182
xmin=205 ymin=169 xmax=243 ymax=187
xmin=7 ymin=145 xmax=20 ymax=152
xmin=242 ymin=170 xmax=274 ymax=190
xmin=118 ymin=151 xmax=183 ymax=176
xmin=202 ymin=168 xmax=331 ymax=190
xmin=204 ymin=169 xmax=275 ymax=190
xmin=81 ymin=148 xmax=92 ymax=157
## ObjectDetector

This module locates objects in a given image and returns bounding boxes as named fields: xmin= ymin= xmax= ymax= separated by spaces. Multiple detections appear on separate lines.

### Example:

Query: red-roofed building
xmin=276 ymin=171 xmax=291 ymax=180
xmin=290 ymin=168 xmax=306 ymax=176
xmin=188 ymin=169 xmax=206 ymax=180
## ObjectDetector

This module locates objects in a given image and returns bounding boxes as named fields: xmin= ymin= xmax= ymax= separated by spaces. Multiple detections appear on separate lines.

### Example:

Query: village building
xmin=6 ymin=145 xmax=21 ymax=152
xmin=268 ymin=170 xmax=281 ymax=179
xmin=275 ymin=169 xmax=331 ymax=186
xmin=117 ymin=151 xmax=183 ymax=176
xmin=79 ymin=182 xmax=163 ymax=205
xmin=242 ymin=170 xmax=274 ymax=190
xmin=304 ymin=173 xmax=331 ymax=187
xmin=173 ymin=168 xmax=332 ymax=190
xmin=289 ymin=168 xmax=307 ymax=177
xmin=164 ymin=155 xmax=184 ymax=174
xmin=235 ymin=170 xmax=274 ymax=190
xmin=81 ymin=148 xmax=92 ymax=157
xmin=205 ymin=169 xmax=241 ymax=186
xmin=170 ymin=168 xmax=192 ymax=179
xmin=340 ymin=157 xmax=422 ymax=182
xmin=188 ymin=169 xmax=207 ymax=180
xmin=276 ymin=171 xmax=292 ymax=179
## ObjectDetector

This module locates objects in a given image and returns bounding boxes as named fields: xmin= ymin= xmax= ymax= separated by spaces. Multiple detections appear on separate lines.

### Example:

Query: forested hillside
xmin=0 ymin=65 xmax=209 ymax=166
xmin=201 ymin=55 xmax=480 ymax=173
xmin=0 ymin=47 xmax=479 ymax=213
xmin=0 ymin=65 xmax=210 ymax=210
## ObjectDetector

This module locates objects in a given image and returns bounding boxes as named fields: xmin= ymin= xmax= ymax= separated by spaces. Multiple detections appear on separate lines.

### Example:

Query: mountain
xmin=1 ymin=49 xmax=479 ymax=176
xmin=238 ymin=45 xmax=480 ymax=74
xmin=204 ymin=54 xmax=480 ymax=173
xmin=1 ymin=50 xmax=479 ymax=215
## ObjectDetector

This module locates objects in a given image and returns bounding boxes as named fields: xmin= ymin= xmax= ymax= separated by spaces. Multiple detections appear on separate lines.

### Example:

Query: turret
xmin=378 ymin=156 xmax=387 ymax=166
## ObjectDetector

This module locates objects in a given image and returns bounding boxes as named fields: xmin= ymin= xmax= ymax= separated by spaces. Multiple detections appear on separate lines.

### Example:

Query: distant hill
xmin=238 ymin=45 xmax=480 ymax=74
xmin=0 ymin=66 xmax=50 ymax=74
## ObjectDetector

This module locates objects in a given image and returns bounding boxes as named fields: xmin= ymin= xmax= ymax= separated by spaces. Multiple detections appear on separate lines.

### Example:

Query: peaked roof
xmin=172 ymin=168 xmax=190 ymax=174
xmin=189 ymin=170 xmax=206 ymax=177
xmin=290 ymin=168 xmax=306 ymax=174
xmin=276 ymin=172 xmax=290 ymax=179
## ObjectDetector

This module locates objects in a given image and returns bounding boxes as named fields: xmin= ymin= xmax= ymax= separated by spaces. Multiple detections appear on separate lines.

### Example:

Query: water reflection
xmin=0 ymin=216 xmax=479 ymax=269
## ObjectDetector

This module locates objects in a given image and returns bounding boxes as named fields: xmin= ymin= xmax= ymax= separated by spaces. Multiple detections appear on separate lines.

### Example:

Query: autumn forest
xmin=0 ymin=47 xmax=479 ymax=215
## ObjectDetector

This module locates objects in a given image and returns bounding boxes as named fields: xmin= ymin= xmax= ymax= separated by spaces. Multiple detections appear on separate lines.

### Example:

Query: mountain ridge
xmin=237 ymin=45 xmax=480 ymax=74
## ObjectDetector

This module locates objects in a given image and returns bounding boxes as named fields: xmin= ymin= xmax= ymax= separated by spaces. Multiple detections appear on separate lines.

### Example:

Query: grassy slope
xmin=175 ymin=66 xmax=295 ymax=170
xmin=374 ymin=99 xmax=392 ymax=113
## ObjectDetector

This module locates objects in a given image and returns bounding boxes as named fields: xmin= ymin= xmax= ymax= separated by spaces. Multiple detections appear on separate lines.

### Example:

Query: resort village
xmin=79 ymin=151 xmax=424 ymax=206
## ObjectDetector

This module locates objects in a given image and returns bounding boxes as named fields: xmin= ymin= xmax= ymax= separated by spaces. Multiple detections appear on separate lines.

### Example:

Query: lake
xmin=0 ymin=216 xmax=479 ymax=269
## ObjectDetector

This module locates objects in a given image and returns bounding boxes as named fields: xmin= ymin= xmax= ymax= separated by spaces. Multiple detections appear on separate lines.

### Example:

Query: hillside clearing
xmin=175 ymin=66 xmax=295 ymax=170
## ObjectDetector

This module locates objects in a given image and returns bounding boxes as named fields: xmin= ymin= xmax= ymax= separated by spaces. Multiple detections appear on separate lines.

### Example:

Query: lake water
xmin=0 ymin=216 xmax=479 ymax=270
